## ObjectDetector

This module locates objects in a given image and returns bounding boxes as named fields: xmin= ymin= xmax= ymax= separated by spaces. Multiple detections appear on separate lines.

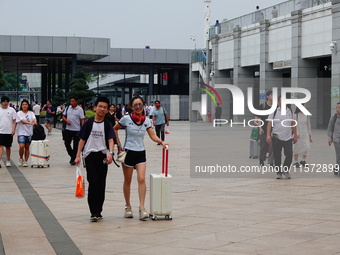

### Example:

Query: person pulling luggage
xmin=114 ymin=95 xmax=169 ymax=220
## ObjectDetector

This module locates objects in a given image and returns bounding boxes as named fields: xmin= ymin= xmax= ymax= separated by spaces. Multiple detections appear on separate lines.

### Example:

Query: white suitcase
xmin=30 ymin=140 xmax=50 ymax=168
xmin=150 ymin=147 xmax=172 ymax=220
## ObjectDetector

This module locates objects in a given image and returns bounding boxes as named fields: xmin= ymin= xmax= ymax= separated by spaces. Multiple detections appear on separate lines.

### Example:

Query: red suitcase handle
xmin=162 ymin=147 xmax=169 ymax=177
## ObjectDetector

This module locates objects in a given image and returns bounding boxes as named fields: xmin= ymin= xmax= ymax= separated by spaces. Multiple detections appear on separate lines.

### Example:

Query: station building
xmin=191 ymin=0 xmax=340 ymax=128
xmin=0 ymin=35 xmax=191 ymax=120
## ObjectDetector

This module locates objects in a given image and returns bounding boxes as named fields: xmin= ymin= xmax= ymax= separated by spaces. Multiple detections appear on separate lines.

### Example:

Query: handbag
xmin=117 ymin=151 xmax=127 ymax=163
xmin=250 ymin=127 xmax=260 ymax=140
xmin=75 ymin=166 xmax=85 ymax=198
xmin=165 ymin=127 xmax=170 ymax=134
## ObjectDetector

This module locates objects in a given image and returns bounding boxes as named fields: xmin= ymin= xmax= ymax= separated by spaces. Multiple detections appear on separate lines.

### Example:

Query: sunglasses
xmin=132 ymin=103 xmax=144 ymax=109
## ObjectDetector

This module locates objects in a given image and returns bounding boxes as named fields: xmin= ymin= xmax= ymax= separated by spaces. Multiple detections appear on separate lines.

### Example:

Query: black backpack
xmin=32 ymin=124 xmax=46 ymax=140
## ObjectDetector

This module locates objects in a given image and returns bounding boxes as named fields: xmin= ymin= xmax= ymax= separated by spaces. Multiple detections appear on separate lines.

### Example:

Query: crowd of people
xmin=0 ymin=95 xmax=170 ymax=222
xmin=249 ymin=91 xmax=340 ymax=180
xmin=3 ymin=91 xmax=340 ymax=219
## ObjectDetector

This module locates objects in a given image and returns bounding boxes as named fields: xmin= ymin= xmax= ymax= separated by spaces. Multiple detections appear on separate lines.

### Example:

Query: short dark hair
xmin=69 ymin=96 xmax=78 ymax=101
xmin=94 ymin=97 xmax=109 ymax=106
xmin=155 ymin=100 xmax=160 ymax=104
xmin=266 ymin=90 xmax=272 ymax=97
xmin=1 ymin=96 xmax=9 ymax=103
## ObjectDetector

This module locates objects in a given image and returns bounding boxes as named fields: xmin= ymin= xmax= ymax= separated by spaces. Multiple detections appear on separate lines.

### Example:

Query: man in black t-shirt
xmin=256 ymin=91 xmax=274 ymax=167
xmin=215 ymin=103 xmax=222 ymax=126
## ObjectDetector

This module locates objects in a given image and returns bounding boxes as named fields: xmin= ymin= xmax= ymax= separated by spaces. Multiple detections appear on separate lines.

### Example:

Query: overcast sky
xmin=1 ymin=0 xmax=281 ymax=49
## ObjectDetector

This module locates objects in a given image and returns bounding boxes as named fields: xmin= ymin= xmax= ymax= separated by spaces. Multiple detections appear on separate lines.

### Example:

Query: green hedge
xmin=40 ymin=110 xmax=95 ymax=119
xmin=85 ymin=110 xmax=96 ymax=119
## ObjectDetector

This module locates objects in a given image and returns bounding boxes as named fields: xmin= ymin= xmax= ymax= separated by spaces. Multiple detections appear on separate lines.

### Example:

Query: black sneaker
xmin=90 ymin=215 xmax=99 ymax=222
xmin=260 ymin=160 xmax=264 ymax=166
xmin=293 ymin=162 xmax=301 ymax=168
xmin=300 ymin=160 xmax=307 ymax=167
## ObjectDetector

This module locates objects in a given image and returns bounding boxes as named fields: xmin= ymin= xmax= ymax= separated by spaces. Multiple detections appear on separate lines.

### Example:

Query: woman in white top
xmin=293 ymin=104 xmax=312 ymax=167
xmin=114 ymin=95 xmax=169 ymax=221
xmin=16 ymin=100 xmax=36 ymax=167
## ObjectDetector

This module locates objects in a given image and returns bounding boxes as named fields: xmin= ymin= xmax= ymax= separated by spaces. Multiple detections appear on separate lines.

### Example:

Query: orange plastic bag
xmin=75 ymin=166 xmax=85 ymax=198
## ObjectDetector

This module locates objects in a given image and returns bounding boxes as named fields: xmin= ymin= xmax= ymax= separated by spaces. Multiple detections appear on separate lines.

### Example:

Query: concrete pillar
xmin=65 ymin=61 xmax=70 ymax=95
xmin=233 ymin=26 xmax=254 ymax=121
xmin=41 ymin=69 xmax=47 ymax=105
xmin=51 ymin=59 xmax=56 ymax=99
xmin=291 ymin=10 xmax=318 ymax=127
xmin=148 ymin=64 xmax=154 ymax=95
xmin=259 ymin=19 xmax=282 ymax=103
xmin=331 ymin=0 xmax=340 ymax=109
xmin=58 ymin=59 xmax=63 ymax=90
xmin=47 ymin=59 xmax=52 ymax=101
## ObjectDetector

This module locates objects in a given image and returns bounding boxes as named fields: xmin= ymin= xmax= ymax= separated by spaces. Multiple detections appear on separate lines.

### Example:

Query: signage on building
xmin=331 ymin=85 xmax=340 ymax=98
xmin=273 ymin=60 xmax=292 ymax=70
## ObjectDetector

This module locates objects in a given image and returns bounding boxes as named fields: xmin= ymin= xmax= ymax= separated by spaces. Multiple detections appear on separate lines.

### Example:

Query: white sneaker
xmin=124 ymin=206 xmax=133 ymax=218
xmin=18 ymin=159 xmax=23 ymax=167
xmin=6 ymin=161 xmax=11 ymax=167
xmin=139 ymin=208 xmax=149 ymax=221
xmin=22 ymin=161 xmax=28 ymax=167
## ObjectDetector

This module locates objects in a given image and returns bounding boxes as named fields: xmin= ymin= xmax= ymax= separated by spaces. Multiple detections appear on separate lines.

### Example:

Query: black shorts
xmin=124 ymin=150 xmax=146 ymax=167
xmin=0 ymin=134 xmax=13 ymax=148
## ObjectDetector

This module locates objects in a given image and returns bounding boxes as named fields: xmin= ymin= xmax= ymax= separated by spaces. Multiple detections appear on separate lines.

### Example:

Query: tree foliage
xmin=52 ymin=88 xmax=66 ymax=106
xmin=66 ymin=70 xmax=95 ymax=106
xmin=0 ymin=57 xmax=7 ymax=88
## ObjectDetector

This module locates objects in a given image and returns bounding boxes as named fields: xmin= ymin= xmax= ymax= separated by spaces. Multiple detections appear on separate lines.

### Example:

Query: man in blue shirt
xmin=152 ymin=100 xmax=169 ymax=144
xmin=43 ymin=100 xmax=55 ymax=136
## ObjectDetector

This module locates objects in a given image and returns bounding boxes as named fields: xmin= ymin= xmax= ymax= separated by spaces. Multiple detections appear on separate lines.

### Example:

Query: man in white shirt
xmin=0 ymin=96 xmax=17 ymax=167
xmin=266 ymin=96 xmax=297 ymax=179
xmin=32 ymin=101 xmax=41 ymax=124
xmin=62 ymin=97 xmax=85 ymax=165
xmin=148 ymin=101 xmax=155 ymax=119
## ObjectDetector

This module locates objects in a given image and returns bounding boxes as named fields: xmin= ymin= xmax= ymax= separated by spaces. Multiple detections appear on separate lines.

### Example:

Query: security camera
xmin=210 ymin=71 xmax=215 ymax=77
xmin=330 ymin=41 xmax=337 ymax=53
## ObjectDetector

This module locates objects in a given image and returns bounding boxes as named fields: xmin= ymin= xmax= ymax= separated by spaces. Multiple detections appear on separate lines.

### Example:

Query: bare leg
xmin=135 ymin=163 xmax=147 ymax=209
xmin=0 ymin=146 xmax=3 ymax=161
xmin=122 ymin=164 xmax=134 ymax=206
xmin=294 ymin=154 xmax=298 ymax=162
xmin=19 ymin=143 xmax=25 ymax=159
xmin=24 ymin=144 xmax=30 ymax=162
xmin=6 ymin=147 xmax=11 ymax=161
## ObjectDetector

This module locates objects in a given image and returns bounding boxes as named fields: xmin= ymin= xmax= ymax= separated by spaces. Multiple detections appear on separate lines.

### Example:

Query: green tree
xmin=53 ymin=88 xmax=66 ymax=106
xmin=0 ymin=57 xmax=6 ymax=88
xmin=66 ymin=70 xmax=95 ymax=106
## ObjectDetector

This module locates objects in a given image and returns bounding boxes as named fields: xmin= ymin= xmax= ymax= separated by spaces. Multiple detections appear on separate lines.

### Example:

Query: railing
xmin=191 ymin=50 xmax=207 ymax=65
xmin=209 ymin=0 xmax=331 ymax=39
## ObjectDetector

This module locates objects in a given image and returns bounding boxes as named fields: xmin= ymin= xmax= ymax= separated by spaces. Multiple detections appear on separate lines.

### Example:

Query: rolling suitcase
xmin=150 ymin=147 xmax=172 ymax=220
xmin=30 ymin=140 xmax=50 ymax=168
xmin=249 ymin=139 xmax=260 ymax=159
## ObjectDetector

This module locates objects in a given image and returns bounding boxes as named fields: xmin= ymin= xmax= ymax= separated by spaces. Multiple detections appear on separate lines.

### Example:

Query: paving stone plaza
xmin=1 ymin=122 xmax=340 ymax=255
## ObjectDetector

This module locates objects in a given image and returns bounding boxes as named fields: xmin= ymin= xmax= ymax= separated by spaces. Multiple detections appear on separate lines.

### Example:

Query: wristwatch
xmin=109 ymin=151 xmax=114 ymax=156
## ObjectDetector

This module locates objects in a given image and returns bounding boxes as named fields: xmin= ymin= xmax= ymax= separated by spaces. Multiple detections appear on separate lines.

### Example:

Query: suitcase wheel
xmin=165 ymin=215 xmax=172 ymax=220
xmin=151 ymin=215 xmax=157 ymax=221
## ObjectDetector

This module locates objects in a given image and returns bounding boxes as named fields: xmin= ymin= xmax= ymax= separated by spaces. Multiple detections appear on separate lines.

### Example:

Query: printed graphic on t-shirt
xmin=91 ymin=130 xmax=104 ymax=139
